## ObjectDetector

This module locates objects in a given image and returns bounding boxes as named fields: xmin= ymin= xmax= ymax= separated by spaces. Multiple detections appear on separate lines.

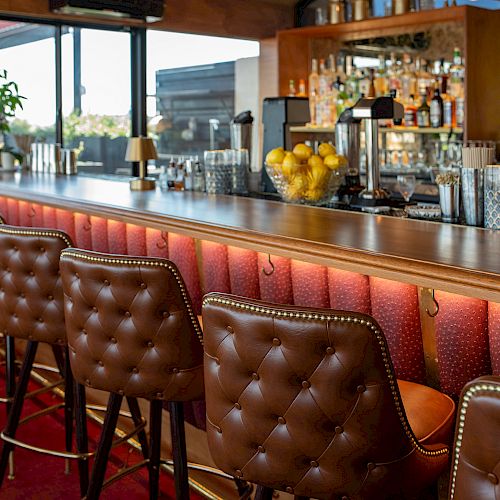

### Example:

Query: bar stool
xmin=202 ymin=293 xmax=456 ymax=500
xmin=0 ymin=225 xmax=148 ymax=496
xmin=60 ymin=248 xmax=205 ymax=499
xmin=449 ymin=375 xmax=500 ymax=499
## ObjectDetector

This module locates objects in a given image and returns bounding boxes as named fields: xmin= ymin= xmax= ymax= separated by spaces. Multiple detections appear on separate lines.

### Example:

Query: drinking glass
xmin=397 ymin=174 xmax=416 ymax=202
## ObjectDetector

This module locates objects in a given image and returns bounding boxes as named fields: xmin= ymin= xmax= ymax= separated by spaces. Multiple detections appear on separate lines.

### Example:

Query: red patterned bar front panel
xmin=7 ymin=198 xmax=19 ymax=225
xmin=370 ymin=277 xmax=426 ymax=383
xmin=201 ymin=241 xmax=230 ymax=294
xmin=0 ymin=197 xmax=7 ymax=221
xmin=227 ymin=246 xmax=260 ymax=299
xmin=90 ymin=216 xmax=109 ymax=253
xmin=328 ymin=268 xmax=371 ymax=314
xmin=107 ymin=220 xmax=127 ymax=254
xmin=42 ymin=206 xmax=57 ymax=229
xmin=258 ymin=253 xmax=293 ymax=304
xmin=55 ymin=209 xmax=76 ymax=243
xmin=18 ymin=201 xmax=33 ymax=227
xmin=168 ymin=232 xmax=202 ymax=314
xmin=291 ymin=260 xmax=329 ymax=308
xmin=489 ymin=302 xmax=500 ymax=375
xmin=146 ymin=228 xmax=168 ymax=258
xmin=435 ymin=291 xmax=490 ymax=397
xmin=126 ymin=224 xmax=147 ymax=256
xmin=74 ymin=213 xmax=93 ymax=250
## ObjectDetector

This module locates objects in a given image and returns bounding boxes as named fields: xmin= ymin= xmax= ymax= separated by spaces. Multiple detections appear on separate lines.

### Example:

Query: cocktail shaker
xmin=461 ymin=167 xmax=484 ymax=226
xmin=439 ymin=183 xmax=460 ymax=223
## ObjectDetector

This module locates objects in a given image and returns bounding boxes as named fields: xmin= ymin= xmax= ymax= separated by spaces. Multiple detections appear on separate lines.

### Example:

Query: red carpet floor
xmin=0 ymin=373 xmax=205 ymax=499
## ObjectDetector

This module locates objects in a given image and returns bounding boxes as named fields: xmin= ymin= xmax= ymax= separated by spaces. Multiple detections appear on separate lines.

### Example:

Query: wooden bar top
xmin=0 ymin=172 xmax=498 ymax=302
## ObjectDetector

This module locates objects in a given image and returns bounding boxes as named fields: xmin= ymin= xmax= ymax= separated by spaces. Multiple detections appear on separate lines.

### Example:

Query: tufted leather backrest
xmin=0 ymin=225 xmax=72 ymax=345
xmin=450 ymin=375 xmax=500 ymax=499
xmin=60 ymin=249 xmax=204 ymax=402
xmin=202 ymin=293 xmax=450 ymax=500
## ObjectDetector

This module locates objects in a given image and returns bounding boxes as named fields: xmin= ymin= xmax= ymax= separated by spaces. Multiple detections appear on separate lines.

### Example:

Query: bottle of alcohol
xmin=430 ymin=82 xmax=444 ymax=128
xmin=404 ymin=94 xmax=418 ymax=127
xmin=400 ymin=53 xmax=417 ymax=104
xmin=297 ymin=79 xmax=307 ymax=97
xmin=288 ymin=79 xmax=297 ymax=97
xmin=308 ymin=58 xmax=319 ymax=126
xmin=449 ymin=47 xmax=465 ymax=128
xmin=388 ymin=52 xmax=402 ymax=97
xmin=374 ymin=54 xmax=388 ymax=97
xmin=441 ymin=73 xmax=456 ymax=128
xmin=417 ymin=93 xmax=430 ymax=128
xmin=416 ymin=57 xmax=432 ymax=99
xmin=358 ymin=68 xmax=370 ymax=98
xmin=367 ymin=68 xmax=376 ymax=98
xmin=345 ymin=55 xmax=359 ymax=103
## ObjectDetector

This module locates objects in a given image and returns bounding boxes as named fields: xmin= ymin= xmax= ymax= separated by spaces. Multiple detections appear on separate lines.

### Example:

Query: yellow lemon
xmin=282 ymin=152 xmax=299 ymax=179
xmin=292 ymin=143 xmax=313 ymax=163
xmin=265 ymin=148 xmax=285 ymax=166
xmin=307 ymin=154 xmax=324 ymax=169
xmin=318 ymin=143 xmax=336 ymax=158
xmin=324 ymin=154 xmax=341 ymax=170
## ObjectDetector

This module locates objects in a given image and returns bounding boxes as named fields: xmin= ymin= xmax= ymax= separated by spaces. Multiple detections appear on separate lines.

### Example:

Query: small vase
xmin=0 ymin=152 xmax=15 ymax=170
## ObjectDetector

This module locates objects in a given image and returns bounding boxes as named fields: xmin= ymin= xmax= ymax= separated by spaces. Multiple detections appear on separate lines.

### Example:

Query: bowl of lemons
xmin=265 ymin=142 xmax=348 ymax=205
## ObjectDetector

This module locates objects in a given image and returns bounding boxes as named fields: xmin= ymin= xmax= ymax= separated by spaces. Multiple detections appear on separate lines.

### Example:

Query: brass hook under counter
xmin=425 ymin=289 xmax=440 ymax=318
xmin=156 ymin=231 xmax=168 ymax=250
xmin=83 ymin=215 xmax=92 ymax=231
xmin=262 ymin=254 xmax=275 ymax=276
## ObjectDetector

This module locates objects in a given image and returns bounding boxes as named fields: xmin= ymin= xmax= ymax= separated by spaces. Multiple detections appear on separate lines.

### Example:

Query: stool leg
xmin=62 ymin=346 xmax=74 ymax=475
xmin=149 ymin=399 xmax=163 ymax=500
xmin=126 ymin=397 xmax=149 ymax=460
xmin=4 ymin=336 xmax=16 ymax=480
xmin=255 ymin=485 xmax=274 ymax=500
xmin=168 ymin=401 xmax=189 ymax=500
xmin=0 ymin=340 xmax=38 ymax=488
xmin=86 ymin=392 xmax=123 ymax=500
xmin=74 ymin=382 xmax=89 ymax=498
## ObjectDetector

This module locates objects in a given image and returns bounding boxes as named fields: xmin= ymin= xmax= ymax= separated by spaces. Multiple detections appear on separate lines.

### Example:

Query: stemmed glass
xmin=396 ymin=174 xmax=416 ymax=203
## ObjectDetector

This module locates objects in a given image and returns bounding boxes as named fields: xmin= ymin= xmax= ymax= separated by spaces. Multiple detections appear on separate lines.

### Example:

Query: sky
xmin=0 ymin=27 xmax=259 ymax=126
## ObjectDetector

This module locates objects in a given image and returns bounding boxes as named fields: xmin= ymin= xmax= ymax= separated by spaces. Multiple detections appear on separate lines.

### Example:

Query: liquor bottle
xmin=404 ymin=94 xmax=418 ymax=127
xmin=430 ymin=82 xmax=444 ymax=128
xmin=318 ymin=58 xmax=329 ymax=126
xmin=416 ymin=57 xmax=432 ymax=99
xmin=374 ymin=54 xmax=388 ymax=97
xmin=308 ymin=59 xmax=319 ymax=126
xmin=367 ymin=69 xmax=376 ymax=98
xmin=417 ymin=93 xmax=430 ymax=128
xmin=441 ymin=74 xmax=456 ymax=128
xmin=297 ymin=79 xmax=307 ymax=97
xmin=358 ymin=68 xmax=371 ymax=98
xmin=288 ymin=79 xmax=297 ymax=97
xmin=449 ymin=47 xmax=465 ymax=128
xmin=344 ymin=55 xmax=359 ymax=102
xmin=400 ymin=54 xmax=417 ymax=104
xmin=388 ymin=52 xmax=402 ymax=97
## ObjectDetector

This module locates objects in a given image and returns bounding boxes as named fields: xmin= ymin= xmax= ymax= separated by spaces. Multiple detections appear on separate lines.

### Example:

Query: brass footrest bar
xmin=161 ymin=459 xmax=233 ymax=480
xmin=98 ymin=459 xmax=149 ymax=494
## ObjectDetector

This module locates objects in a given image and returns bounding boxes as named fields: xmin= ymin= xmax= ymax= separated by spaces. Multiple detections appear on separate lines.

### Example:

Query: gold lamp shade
xmin=125 ymin=136 xmax=158 ymax=191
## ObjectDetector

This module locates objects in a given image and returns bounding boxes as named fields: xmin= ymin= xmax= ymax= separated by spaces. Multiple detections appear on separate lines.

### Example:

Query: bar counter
xmin=0 ymin=172 xmax=497 ymax=302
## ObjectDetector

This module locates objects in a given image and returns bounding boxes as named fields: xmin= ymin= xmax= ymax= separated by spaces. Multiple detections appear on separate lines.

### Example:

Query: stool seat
xmin=398 ymin=379 xmax=455 ymax=446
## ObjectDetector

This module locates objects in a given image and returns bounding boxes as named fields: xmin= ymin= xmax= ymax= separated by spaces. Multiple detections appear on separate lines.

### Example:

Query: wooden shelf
xmin=289 ymin=126 xmax=335 ymax=133
xmin=379 ymin=127 xmax=463 ymax=134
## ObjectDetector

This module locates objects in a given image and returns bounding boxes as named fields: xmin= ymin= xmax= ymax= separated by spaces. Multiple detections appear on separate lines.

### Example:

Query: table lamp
xmin=125 ymin=136 xmax=158 ymax=191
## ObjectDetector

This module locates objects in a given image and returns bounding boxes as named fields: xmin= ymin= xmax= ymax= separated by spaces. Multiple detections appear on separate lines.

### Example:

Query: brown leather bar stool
xmin=449 ymin=375 xmax=500 ymax=500
xmin=60 ymin=248 xmax=205 ymax=499
xmin=0 ymin=225 xmax=149 ymax=496
xmin=202 ymin=293 xmax=456 ymax=500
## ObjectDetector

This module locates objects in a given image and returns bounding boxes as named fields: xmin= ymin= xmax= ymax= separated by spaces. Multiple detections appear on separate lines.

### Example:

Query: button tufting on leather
xmin=286 ymin=487 xmax=293 ymax=493
xmin=98 ymin=360 xmax=104 ymax=367
xmin=29 ymin=271 xmax=34 ymax=276
xmin=47 ymin=295 xmax=54 ymax=301
xmin=20 ymin=293 xmax=25 ymax=298
xmin=257 ymin=445 xmax=265 ymax=453
xmin=140 ymin=282 xmax=147 ymax=289
xmin=39 ymin=247 xmax=45 ymax=253
xmin=28 ymin=335 xmax=33 ymax=340
xmin=81 ymin=329 xmax=87 ymax=335
xmin=38 ymin=317 xmax=44 ymax=323
xmin=234 ymin=403 xmax=241 ymax=410
xmin=110 ymin=337 xmax=117 ymax=343
xmin=326 ymin=346 xmax=335 ymax=355
xmin=302 ymin=380 xmax=311 ymax=389
xmin=235 ymin=469 xmax=242 ymax=477
xmin=103 ymin=279 xmax=110 ymax=286
xmin=118 ymin=390 xmax=124 ymax=395
xmin=162 ymin=311 xmax=170 ymax=318
xmin=124 ymin=311 xmax=131 ymax=318
xmin=85 ymin=379 xmax=91 ymax=386
xmin=335 ymin=425 xmax=343 ymax=434
xmin=252 ymin=372 xmax=260 ymax=381
xmin=226 ymin=325 xmax=234 ymax=333
xmin=216 ymin=426 xmax=222 ymax=434
xmin=272 ymin=337 xmax=281 ymax=346
xmin=310 ymin=460 xmax=319 ymax=467
xmin=132 ymin=367 xmax=139 ymax=374
xmin=277 ymin=416 xmax=286 ymax=425
xmin=13 ymin=246 xmax=17 ymax=251
xmin=341 ymin=496 xmax=349 ymax=500
xmin=92 ymin=306 xmax=97 ymax=313
xmin=367 ymin=462 xmax=376 ymax=471
xmin=75 ymin=272 xmax=79 ymax=279
xmin=488 ymin=473 xmax=499 ymax=485
xmin=172 ymin=368 xmax=179 ymax=374
xmin=147 ymin=341 xmax=154 ymax=348
xmin=357 ymin=384 xmax=366 ymax=393
xmin=13 ymin=313 xmax=17 ymax=318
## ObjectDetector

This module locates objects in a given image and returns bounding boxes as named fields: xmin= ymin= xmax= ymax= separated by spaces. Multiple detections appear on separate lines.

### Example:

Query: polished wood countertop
xmin=0 ymin=173 xmax=498 ymax=302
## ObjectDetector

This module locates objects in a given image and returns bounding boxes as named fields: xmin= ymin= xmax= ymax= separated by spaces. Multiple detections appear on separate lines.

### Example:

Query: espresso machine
xmin=351 ymin=96 xmax=404 ymax=204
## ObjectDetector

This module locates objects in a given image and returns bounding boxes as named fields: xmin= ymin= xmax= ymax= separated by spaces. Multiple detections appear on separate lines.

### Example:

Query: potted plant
xmin=0 ymin=69 xmax=26 ymax=169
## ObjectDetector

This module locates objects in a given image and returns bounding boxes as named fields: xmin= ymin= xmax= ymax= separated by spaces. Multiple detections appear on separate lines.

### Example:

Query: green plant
xmin=0 ymin=69 xmax=26 ymax=133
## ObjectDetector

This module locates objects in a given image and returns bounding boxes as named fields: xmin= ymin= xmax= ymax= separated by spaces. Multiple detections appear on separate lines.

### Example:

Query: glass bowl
xmin=265 ymin=162 xmax=347 ymax=206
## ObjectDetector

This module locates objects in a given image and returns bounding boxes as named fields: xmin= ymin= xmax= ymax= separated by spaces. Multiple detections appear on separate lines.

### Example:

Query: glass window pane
xmin=147 ymin=31 xmax=259 ymax=167
xmin=62 ymin=27 xmax=131 ymax=175
xmin=0 ymin=21 xmax=56 ymax=161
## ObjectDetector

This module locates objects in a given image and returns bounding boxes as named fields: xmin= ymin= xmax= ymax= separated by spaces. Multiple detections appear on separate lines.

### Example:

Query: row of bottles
xmin=301 ymin=48 xmax=465 ymax=129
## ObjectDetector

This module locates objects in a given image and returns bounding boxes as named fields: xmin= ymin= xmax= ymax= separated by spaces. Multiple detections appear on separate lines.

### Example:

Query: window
xmin=0 ymin=21 xmax=56 ymax=156
xmin=146 ymin=31 xmax=259 ymax=166
xmin=62 ymin=27 xmax=131 ymax=175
